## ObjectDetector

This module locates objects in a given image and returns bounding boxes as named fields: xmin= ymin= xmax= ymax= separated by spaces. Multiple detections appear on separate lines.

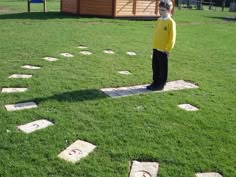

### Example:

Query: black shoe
xmin=146 ymin=84 xmax=164 ymax=91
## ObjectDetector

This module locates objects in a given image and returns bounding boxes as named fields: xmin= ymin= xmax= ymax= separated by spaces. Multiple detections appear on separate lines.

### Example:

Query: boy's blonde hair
xmin=159 ymin=0 xmax=173 ymax=10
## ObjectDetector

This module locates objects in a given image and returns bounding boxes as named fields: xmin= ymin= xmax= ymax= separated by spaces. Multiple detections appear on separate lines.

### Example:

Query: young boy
xmin=147 ymin=0 xmax=176 ymax=90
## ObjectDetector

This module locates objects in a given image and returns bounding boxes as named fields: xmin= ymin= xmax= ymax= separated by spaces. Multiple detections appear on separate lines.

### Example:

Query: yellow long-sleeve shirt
xmin=153 ymin=15 xmax=176 ymax=52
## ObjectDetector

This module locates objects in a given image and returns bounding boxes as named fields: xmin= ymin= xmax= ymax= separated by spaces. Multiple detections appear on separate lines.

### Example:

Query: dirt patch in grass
xmin=0 ymin=6 xmax=10 ymax=13
xmin=0 ymin=6 xmax=9 ymax=10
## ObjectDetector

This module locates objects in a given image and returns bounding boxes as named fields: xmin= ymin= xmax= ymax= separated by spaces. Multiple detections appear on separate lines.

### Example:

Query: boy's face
xmin=159 ymin=7 xmax=169 ymax=17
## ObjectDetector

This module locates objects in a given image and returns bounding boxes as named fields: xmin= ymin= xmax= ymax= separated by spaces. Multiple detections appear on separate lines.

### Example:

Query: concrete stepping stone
xmin=135 ymin=105 xmax=145 ymax=110
xmin=178 ymin=104 xmax=199 ymax=111
xmin=104 ymin=50 xmax=115 ymax=54
xmin=5 ymin=102 xmax=37 ymax=111
xmin=17 ymin=119 xmax=54 ymax=134
xmin=77 ymin=45 xmax=88 ymax=49
xmin=60 ymin=53 xmax=74 ymax=57
xmin=21 ymin=65 xmax=41 ymax=70
xmin=118 ymin=71 xmax=131 ymax=75
xmin=195 ymin=172 xmax=223 ymax=177
xmin=8 ymin=74 xmax=32 ymax=79
xmin=58 ymin=140 xmax=96 ymax=164
xmin=129 ymin=161 xmax=159 ymax=177
xmin=127 ymin=52 xmax=137 ymax=56
xmin=101 ymin=80 xmax=198 ymax=98
xmin=43 ymin=57 xmax=58 ymax=61
xmin=1 ymin=88 xmax=28 ymax=93
xmin=80 ymin=51 xmax=92 ymax=55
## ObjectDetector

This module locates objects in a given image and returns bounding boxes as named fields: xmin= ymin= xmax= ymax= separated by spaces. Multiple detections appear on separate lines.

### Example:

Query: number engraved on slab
xmin=68 ymin=149 xmax=82 ymax=156
xmin=135 ymin=171 xmax=151 ymax=177
xmin=32 ymin=124 xmax=40 ymax=128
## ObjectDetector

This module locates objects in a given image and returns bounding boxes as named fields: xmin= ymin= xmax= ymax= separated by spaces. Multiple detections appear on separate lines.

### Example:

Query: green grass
xmin=0 ymin=1 xmax=236 ymax=177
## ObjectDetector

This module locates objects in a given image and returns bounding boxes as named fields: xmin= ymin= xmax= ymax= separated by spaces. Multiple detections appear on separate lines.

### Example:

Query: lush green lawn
xmin=0 ymin=1 xmax=236 ymax=177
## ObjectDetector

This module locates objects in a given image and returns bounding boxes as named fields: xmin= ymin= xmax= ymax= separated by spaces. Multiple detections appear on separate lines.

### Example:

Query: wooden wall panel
xmin=116 ymin=0 xmax=134 ymax=16
xmin=61 ymin=0 xmax=78 ymax=14
xmin=80 ymin=0 xmax=113 ymax=16
xmin=135 ymin=0 xmax=156 ymax=16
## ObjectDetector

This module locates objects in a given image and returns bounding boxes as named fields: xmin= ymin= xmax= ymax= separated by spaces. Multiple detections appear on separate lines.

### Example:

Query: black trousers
xmin=152 ymin=49 xmax=168 ymax=86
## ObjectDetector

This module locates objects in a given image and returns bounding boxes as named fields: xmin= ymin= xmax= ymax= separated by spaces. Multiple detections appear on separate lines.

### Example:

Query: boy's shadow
xmin=24 ymin=89 xmax=108 ymax=104
xmin=206 ymin=16 xmax=236 ymax=22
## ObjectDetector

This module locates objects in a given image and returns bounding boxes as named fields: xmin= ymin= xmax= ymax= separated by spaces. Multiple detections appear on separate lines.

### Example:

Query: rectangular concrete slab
xmin=8 ymin=74 xmax=32 ymax=79
xmin=195 ymin=172 xmax=223 ymax=177
xmin=21 ymin=65 xmax=41 ymax=70
xmin=1 ymin=88 xmax=28 ymax=93
xmin=60 ymin=53 xmax=74 ymax=57
xmin=101 ymin=80 xmax=198 ymax=98
xmin=178 ymin=104 xmax=199 ymax=111
xmin=77 ymin=46 xmax=88 ymax=49
xmin=43 ymin=57 xmax=58 ymax=61
xmin=58 ymin=140 xmax=96 ymax=164
xmin=118 ymin=71 xmax=131 ymax=75
xmin=129 ymin=161 xmax=159 ymax=177
xmin=80 ymin=51 xmax=92 ymax=55
xmin=5 ymin=102 xmax=38 ymax=111
xmin=17 ymin=119 xmax=54 ymax=134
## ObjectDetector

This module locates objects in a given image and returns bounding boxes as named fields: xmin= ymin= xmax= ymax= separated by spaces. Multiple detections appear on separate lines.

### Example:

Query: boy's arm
xmin=165 ymin=20 xmax=176 ymax=53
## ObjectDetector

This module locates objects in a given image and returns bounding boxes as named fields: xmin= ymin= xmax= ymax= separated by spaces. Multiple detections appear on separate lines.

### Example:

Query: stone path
xmin=101 ymin=80 xmax=198 ymax=98
xmin=129 ymin=161 xmax=159 ymax=177
xmin=2 ymin=45 xmax=219 ymax=176
xmin=5 ymin=102 xmax=38 ymax=111
xmin=58 ymin=140 xmax=96 ymax=164
xmin=17 ymin=119 xmax=54 ymax=134
xmin=1 ymin=88 xmax=28 ymax=93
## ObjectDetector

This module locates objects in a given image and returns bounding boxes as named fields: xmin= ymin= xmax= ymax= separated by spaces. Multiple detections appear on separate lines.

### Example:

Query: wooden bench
xmin=27 ymin=0 xmax=46 ymax=12
xmin=202 ymin=1 xmax=216 ymax=10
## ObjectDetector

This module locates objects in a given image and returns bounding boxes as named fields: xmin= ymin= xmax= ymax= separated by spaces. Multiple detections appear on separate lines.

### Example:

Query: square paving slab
xmin=17 ymin=119 xmax=54 ymax=134
xmin=58 ymin=140 xmax=96 ymax=164
xmin=129 ymin=161 xmax=159 ymax=177
xmin=43 ymin=57 xmax=58 ymax=61
xmin=101 ymin=80 xmax=198 ymax=98
xmin=118 ymin=71 xmax=131 ymax=75
xmin=1 ymin=88 xmax=28 ymax=93
xmin=60 ymin=53 xmax=74 ymax=57
xmin=77 ymin=45 xmax=88 ymax=49
xmin=21 ymin=65 xmax=41 ymax=70
xmin=80 ymin=51 xmax=92 ymax=55
xmin=127 ymin=52 xmax=137 ymax=56
xmin=8 ymin=74 xmax=32 ymax=79
xmin=104 ymin=50 xmax=115 ymax=54
xmin=178 ymin=104 xmax=199 ymax=111
xmin=195 ymin=172 xmax=223 ymax=177
xmin=5 ymin=102 xmax=38 ymax=111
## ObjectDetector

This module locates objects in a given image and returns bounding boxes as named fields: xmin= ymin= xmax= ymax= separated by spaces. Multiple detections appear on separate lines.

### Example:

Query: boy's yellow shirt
xmin=153 ymin=15 xmax=176 ymax=52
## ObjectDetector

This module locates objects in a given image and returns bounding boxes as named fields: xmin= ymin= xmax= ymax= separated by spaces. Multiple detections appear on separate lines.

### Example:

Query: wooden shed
xmin=60 ymin=0 xmax=175 ymax=18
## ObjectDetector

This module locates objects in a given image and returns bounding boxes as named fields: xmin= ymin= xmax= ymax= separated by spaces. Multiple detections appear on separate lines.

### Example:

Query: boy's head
xmin=159 ymin=0 xmax=173 ymax=17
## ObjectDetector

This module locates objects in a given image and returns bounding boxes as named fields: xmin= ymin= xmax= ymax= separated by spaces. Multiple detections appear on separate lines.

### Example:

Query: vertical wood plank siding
xmin=61 ymin=0 xmax=78 ymax=14
xmin=80 ymin=0 xmax=113 ymax=16
xmin=61 ymin=0 xmax=174 ymax=18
